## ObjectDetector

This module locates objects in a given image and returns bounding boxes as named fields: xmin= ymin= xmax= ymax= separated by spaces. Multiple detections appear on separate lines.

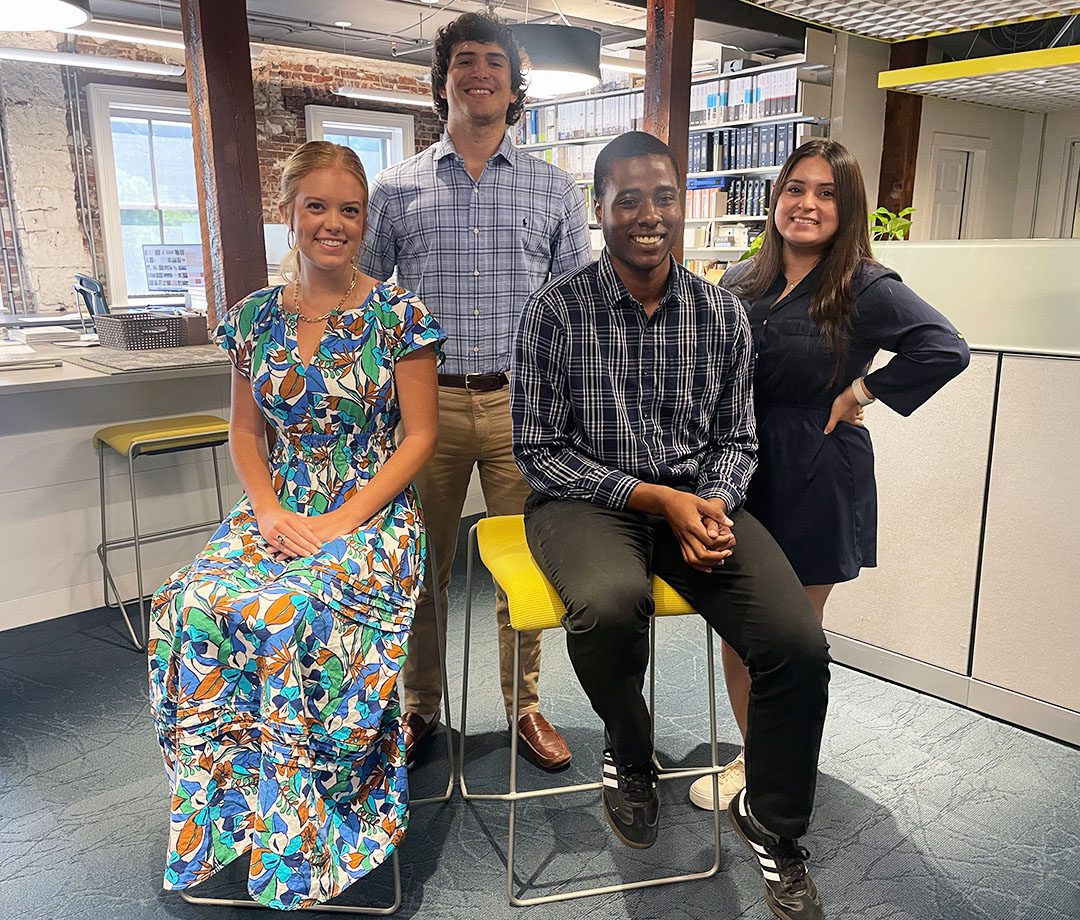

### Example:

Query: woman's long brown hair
xmin=727 ymin=138 xmax=878 ymax=381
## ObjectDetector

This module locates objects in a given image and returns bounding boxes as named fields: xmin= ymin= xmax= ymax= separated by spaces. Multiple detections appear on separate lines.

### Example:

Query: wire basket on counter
xmin=94 ymin=312 xmax=188 ymax=350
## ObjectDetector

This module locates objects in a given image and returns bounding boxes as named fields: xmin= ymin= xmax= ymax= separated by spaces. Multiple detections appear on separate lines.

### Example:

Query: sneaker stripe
xmin=762 ymin=869 xmax=782 ymax=883
xmin=750 ymin=840 xmax=769 ymax=855
xmin=757 ymin=856 xmax=777 ymax=869
xmin=602 ymin=775 xmax=619 ymax=788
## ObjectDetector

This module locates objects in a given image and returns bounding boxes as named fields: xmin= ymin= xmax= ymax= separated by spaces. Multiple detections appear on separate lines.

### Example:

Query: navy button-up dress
xmin=722 ymin=259 xmax=970 ymax=585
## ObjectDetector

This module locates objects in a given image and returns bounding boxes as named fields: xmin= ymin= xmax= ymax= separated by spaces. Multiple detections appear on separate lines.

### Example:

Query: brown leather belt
xmin=438 ymin=372 xmax=509 ymax=392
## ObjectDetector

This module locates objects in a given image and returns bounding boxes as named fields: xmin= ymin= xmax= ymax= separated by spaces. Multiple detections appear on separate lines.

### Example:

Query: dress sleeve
xmin=857 ymin=277 xmax=970 ymax=417
xmin=213 ymin=288 xmax=276 ymax=378
xmin=384 ymin=285 xmax=446 ymax=365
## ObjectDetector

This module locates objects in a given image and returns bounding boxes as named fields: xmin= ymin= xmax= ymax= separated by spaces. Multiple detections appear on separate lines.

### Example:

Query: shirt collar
xmin=597 ymin=249 xmax=684 ymax=312
xmin=433 ymin=131 xmax=517 ymax=166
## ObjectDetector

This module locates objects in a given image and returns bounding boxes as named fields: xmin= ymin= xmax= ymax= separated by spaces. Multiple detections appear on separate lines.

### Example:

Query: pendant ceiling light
xmin=0 ymin=0 xmax=91 ymax=31
xmin=511 ymin=24 xmax=600 ymax=99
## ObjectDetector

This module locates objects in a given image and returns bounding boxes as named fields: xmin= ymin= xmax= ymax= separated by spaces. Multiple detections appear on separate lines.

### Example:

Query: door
xmin=930 ymin=148 xmax=972 ymax=240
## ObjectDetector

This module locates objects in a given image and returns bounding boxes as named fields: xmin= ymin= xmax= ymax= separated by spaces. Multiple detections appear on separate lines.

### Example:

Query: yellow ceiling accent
xmin=878 ymin=45 xmax=1080 ymax=111
xmin=737 ymin=1 xmax=1080 ymax=43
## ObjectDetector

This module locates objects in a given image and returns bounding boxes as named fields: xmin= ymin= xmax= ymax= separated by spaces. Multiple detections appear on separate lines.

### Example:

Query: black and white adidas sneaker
xmin=729 ymin=788 xmax=823 ymax=920
xmin=601 ymin=748 xmax=658 ymax=849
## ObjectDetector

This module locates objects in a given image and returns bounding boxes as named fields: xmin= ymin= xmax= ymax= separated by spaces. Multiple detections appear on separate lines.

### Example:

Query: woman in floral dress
xmin=148 ymin=141 xmax=444 ymax=910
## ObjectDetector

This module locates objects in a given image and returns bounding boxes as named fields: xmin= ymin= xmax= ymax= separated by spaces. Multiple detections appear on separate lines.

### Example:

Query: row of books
xmin=528 ymin=143 xmax=605 ymax=180
xmin=688 ymin=121 xmax=826 ymax=174
xmin=689 ymin=68 xmax=801 ymax=125
xmin=517 ymin=93 xmax=645 ymax=145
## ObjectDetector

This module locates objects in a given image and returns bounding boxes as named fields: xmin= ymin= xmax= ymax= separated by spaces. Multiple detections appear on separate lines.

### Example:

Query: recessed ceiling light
xmin=0 ymin=0 xmax=90 ymax=31
xmin=333 ymin=21 xmax=353 ymax=28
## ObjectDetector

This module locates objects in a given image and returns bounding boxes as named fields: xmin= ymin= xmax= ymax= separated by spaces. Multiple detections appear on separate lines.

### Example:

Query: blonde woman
xmin=148 ymin=141 xmax=444 ymax=910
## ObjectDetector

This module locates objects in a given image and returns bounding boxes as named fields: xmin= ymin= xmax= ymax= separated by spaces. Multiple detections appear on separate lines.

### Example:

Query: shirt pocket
xmin=516 ymin=216 xmax=555 ymax=263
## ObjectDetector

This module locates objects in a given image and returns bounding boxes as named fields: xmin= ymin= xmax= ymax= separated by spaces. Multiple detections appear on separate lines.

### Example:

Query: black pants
xmin=524 ymin=494 xmax=831 ymax=840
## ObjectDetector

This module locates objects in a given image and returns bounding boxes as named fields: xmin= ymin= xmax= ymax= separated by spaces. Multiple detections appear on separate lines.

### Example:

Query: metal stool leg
xmin=178 ymin=848 xmax=402 ymax=915
xmin=412 ymin=538 xmax=455 ymax=805
xmin=128 ymin=448 xmax=148 ymax=649
xmin=457 ymin=523 xmax=484 ymax=799
xmin=210 ymin=444 xmax=226 ymax=520
xmin=96 ymin=442 xmax=142 ymax=650
xmin=99 ymin=443 xmax=112 ymax=608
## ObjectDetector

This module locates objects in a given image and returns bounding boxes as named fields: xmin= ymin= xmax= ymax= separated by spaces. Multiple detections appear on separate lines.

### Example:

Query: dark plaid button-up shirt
xmin=511 ymin=250 xmax=758 ymax=511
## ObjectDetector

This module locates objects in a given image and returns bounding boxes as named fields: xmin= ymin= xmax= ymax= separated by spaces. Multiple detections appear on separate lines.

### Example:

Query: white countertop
xmin=0 ymin=343 xmax=230 ymax=395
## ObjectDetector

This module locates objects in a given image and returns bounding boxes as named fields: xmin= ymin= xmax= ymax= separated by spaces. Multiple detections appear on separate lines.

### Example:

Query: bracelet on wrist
xmin=851 ymin=377 xmax=875 ymax=407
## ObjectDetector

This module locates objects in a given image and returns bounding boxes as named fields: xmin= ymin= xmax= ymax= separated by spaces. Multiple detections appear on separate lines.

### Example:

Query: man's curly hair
xmin=430 ymin=12 xmax=528 ymax=126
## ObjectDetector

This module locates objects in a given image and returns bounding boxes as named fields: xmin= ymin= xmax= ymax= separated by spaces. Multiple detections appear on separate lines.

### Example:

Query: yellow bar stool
xmin=93 ymin=414 xmax=230 ymax=650
xmin=457 ymin=514 xmax=723 ymax=906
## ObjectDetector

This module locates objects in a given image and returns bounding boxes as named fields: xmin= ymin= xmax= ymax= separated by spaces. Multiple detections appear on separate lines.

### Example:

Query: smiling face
xmin=773 ymin=155 xmax=840 ymax=256
xmin=280 ymin=165 xmax=366 ymax=276
xmin=596 ymin=154 xmax=683 ymax=278
xmin=441 ymin=40 xmax=515 ymax=127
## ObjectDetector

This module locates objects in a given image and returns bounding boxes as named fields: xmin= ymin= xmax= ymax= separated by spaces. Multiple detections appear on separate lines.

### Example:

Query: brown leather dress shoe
xmin=516 ymin=712 xmax=572 ymax=771
xmin=402 ymin=711 xmax=439 ymax=767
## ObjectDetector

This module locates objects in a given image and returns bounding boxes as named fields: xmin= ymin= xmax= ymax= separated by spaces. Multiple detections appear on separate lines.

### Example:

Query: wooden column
xmin=877 ymin=39 xmax=928 ymax=220
xmin=643 ymin=0 xmax=695 ymax=261
xmin=181 ymin=0 xmax=266 ymax=328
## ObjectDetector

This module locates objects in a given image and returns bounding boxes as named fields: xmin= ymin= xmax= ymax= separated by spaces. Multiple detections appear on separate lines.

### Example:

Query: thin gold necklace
xmin=292 ymin=268 xmax=358 ymax=325
xmin=782 ymin=266 xmax=814 ymax=296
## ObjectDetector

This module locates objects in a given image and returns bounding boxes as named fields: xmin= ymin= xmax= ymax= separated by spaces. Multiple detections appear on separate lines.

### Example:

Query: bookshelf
xmin=517 ymin=37 xmax=832 ymax=270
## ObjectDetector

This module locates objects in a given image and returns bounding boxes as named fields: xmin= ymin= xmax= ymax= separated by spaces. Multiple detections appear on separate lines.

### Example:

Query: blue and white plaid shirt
xmin=361 ymin=133 xmax=591 ymax=376
xmin=511 ymin=251 xmax=758 ymax=512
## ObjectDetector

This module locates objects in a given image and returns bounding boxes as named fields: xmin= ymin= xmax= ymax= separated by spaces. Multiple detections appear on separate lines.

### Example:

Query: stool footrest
xmin=100 ymin=518 xmax=222 ymax=553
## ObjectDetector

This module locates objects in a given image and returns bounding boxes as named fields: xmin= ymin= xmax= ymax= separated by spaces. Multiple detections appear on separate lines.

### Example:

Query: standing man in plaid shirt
xmin=362 ymin=12 xmax=590 ymax=770
xmin=511 ymin=132 xmax=830 ymax=920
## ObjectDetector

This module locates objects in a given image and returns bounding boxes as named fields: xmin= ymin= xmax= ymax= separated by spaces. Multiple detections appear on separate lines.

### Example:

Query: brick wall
xmin=0 ymin=33 xmax=444 ymax=309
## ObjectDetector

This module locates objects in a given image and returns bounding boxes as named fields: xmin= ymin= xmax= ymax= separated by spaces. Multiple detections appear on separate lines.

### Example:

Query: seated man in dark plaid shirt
xmin=510 ymin=132 xmax=830 ymax=920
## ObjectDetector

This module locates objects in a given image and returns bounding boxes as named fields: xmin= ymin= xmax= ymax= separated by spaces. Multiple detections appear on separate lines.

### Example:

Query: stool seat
xmin=475 ymin=514 xmax=693 ymax=632
xmin=93 ymin=414 xmax=230 ymax=457
xmin=461 ymin=515 xmax=722 ymax=906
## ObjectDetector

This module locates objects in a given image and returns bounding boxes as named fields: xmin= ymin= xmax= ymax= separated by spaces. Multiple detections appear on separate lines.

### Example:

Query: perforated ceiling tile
xmin=879 ymin=46 xmax=1080 ymax=112
xmin=742 ymin=1 xmax=1080 ymax=42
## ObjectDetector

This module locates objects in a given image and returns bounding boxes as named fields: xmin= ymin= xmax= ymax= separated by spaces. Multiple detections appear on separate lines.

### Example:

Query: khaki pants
xmin=405 ymin=385 xmax=542 ymax=718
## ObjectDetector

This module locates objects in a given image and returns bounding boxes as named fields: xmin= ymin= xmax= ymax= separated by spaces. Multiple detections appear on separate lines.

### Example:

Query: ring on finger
xmin=277 ymin=534 xmax=285 ymax=545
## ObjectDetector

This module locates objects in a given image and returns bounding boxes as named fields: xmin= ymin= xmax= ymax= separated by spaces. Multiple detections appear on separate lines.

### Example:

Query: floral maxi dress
xmin=148 ymin=283 xmax=444 ymax=910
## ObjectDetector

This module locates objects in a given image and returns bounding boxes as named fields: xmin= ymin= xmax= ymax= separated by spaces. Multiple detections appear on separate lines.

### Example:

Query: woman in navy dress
xmin=690 ymin=138 xmax=969 ymax=810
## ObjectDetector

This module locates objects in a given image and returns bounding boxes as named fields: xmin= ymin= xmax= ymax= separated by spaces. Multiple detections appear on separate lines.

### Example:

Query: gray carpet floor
xmin=2 ymin=522 xmax=1078 ymax=920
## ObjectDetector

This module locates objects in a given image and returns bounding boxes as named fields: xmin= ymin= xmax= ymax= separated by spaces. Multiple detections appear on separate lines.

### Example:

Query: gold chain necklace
xmin=782 ymin=270 xmax=811 ymax=295
xmin=292 ymin=268 xmax=358 ymax=325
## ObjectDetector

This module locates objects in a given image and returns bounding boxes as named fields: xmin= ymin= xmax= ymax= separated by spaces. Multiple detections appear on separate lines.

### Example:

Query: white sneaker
xmin=689 ymin=751 xmax=745 ymax=811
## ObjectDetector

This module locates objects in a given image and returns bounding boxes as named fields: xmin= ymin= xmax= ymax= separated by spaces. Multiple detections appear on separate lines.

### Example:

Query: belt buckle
xmin=464 ymin=372 xmax=485 ymax=392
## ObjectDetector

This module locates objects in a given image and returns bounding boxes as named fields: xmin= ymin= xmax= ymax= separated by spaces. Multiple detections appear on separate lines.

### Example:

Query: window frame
xmin=87 ymin=84 xmax=196 ymax=305
xmin=304 ymin=105 xmax=415 ymax=175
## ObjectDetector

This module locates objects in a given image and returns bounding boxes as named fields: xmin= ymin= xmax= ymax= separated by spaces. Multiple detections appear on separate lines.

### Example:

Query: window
xmin=305 ymin=106 xmax=414 ymax=179
xmin=88 ymin=85 xmax=200 ymax=304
